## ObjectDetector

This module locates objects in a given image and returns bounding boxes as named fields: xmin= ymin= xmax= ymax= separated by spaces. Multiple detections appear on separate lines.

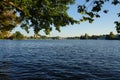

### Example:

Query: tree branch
xmin=2 ymin=0 xmax=23 ymax=12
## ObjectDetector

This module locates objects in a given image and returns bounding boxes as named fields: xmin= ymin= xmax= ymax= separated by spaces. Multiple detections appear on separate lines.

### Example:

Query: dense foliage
xmin=0 ymin=0 xmax=78 ymax=34
xmin=0 ymin=31 xmax=10 ymax=39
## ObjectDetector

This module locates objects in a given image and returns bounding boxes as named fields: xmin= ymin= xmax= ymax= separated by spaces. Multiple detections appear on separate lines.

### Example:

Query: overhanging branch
xmin=2 ymin=0 xmax=24 ymax=13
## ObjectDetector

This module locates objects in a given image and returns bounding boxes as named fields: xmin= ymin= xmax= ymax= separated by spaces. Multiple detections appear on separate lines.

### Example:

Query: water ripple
xmin=0 ymin=40 xmax=120 ymax=80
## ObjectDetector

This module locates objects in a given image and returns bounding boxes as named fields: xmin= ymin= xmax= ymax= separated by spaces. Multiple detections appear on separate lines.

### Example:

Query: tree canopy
xmin=0 ymin=0 xmax=78 ymax=35
xmin=0 ymin=0 xmax=120 ymax=35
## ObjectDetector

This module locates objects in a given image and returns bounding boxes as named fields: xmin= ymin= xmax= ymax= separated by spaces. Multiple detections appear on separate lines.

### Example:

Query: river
xmin=0 ymin=40 xmax=120 ymax=80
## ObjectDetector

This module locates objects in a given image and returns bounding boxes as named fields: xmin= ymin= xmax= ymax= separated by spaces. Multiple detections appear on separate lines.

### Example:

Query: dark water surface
xmin=0 ymin=40 xmax=120 ymax=80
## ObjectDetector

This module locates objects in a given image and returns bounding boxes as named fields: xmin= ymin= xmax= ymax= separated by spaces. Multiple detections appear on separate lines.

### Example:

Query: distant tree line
xmin=58 ymin=32 xmax=120 ymax=40
xmin=80 ymin=32 xmax=120 ymax=40
xmin=0 ymin=31 xmax=24 ymax=40
xmin=0 ymin=31 xmax=120 ymax=40
xmin=0 ymin=31 xmax=62 ymax=40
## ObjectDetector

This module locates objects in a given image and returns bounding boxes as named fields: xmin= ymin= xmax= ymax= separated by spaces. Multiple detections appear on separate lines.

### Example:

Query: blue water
xmin=0 ymin=40 xmax=120 ymax=80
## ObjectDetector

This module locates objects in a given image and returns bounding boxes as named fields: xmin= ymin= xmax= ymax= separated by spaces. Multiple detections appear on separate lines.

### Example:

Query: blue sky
xmin=12 ymin=0 xmax=120 ymax=37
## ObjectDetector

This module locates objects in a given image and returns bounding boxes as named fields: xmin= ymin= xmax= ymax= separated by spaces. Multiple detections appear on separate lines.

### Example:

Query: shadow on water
xmin=0 ymin=61 xmax=10 ymax=80
xmin=0 ymin=73 xmax=9 ymax=80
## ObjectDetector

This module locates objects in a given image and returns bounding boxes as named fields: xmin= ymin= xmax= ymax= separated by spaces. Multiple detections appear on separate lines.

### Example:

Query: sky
xmin=12 ymin=0 xmax=120 ymax=37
